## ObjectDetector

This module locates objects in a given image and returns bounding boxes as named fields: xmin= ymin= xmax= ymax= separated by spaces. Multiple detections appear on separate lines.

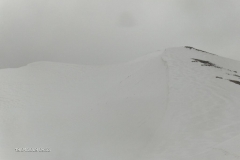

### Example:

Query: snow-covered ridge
xmin=1 ymin=47 xmax=240 ymax=160
xmin=162 ymin=47 xmax=240 ymax=159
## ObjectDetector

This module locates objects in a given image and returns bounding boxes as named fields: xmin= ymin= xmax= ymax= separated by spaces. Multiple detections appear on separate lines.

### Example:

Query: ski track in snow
xmin=161 ymin=47 xmax=240 ymax=160
xmin=1 ymin=47 xmax=240 ymax=159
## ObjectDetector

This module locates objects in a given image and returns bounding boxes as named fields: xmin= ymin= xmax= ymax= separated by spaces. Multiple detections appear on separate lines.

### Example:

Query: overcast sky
xmin=1 ymin=0 xmax=240 ymax=68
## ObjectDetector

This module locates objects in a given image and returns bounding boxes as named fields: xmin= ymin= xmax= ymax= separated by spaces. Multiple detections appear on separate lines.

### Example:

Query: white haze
xmin=1 ymin=0 xmax=240 ymax=68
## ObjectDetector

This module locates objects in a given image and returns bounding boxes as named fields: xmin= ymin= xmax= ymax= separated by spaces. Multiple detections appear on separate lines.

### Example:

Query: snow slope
xmin=1 ymin=47 xmax=240 ymax=160
xmin=160 ymin=47 xmax=240 ymax=160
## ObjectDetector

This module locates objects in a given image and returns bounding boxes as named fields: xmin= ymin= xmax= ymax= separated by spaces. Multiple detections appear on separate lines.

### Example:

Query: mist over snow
xmin=1 ymin=0 xmax=240 ymax=68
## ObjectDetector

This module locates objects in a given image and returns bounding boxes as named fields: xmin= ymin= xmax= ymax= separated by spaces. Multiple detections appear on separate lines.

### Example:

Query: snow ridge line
xmin=151 ymin=49 xmax=173 ymax=156
xmin=161 ymin=49 xmax=170 ymax=119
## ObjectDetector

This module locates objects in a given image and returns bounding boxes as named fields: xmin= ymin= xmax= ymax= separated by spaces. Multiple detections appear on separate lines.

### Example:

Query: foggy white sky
xmin=1 ymin=0 xmax=240 ymax=68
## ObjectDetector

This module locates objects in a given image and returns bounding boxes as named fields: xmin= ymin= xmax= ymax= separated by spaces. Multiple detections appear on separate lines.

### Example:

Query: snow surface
xmin=1 ymin=47 xmax=240 ymax=159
